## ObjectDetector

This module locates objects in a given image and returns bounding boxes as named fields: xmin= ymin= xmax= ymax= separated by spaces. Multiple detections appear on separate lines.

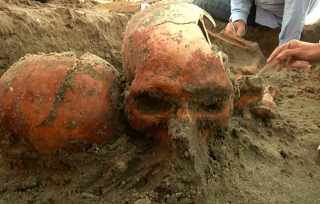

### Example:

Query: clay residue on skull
xmin=232 ymin=75 xmax=264 ymax=111
xmin=184 ymin=84 xmax=233 ymax=115
xmin=35 ymin=53 xmax=122 ymax=127
xmin=234 ymin=76 xmax=264 ymax=96
xmin=165 ymin=117 xmax=211 ymax=200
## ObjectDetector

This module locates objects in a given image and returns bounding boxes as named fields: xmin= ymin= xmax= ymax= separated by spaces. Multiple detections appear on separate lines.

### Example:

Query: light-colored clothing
xmin=230 ymin=0 xmax=317 ymax=45
xmin=305 ymin=0 xmax=320 ymax=25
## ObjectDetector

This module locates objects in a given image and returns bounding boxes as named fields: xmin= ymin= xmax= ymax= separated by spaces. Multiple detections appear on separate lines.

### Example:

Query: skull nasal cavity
xmin=135 ymin=94 xmax=172 ymax=115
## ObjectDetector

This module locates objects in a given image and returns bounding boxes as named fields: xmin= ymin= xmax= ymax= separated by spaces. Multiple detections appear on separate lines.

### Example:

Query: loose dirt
xmin=0 ymin=0 xmax=320 ymax=203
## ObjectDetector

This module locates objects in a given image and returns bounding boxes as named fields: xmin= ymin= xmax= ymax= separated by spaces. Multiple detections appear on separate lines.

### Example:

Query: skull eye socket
xmin=135 ymin=94 xmax=172 ymax=115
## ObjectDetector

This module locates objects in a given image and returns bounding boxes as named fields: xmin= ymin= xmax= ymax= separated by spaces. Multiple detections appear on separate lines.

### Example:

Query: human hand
xmin=225 ymin=20 xmax=245 ymax=37
xmin=267 ymin=40 xmax=320 ymax=72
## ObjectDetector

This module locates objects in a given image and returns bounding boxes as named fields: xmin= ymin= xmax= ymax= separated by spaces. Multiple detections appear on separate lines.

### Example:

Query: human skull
xmin=0 ymin=52 xmax=121 ymax=154
xmin=123 ymin=3 xmax=234 ymax=140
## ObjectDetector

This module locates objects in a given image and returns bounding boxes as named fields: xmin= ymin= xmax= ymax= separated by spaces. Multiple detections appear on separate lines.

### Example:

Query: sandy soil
xmin=0 ymin=0 xmax=320 ymax=203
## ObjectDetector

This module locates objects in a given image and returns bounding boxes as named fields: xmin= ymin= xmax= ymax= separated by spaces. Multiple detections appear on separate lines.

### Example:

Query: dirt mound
xmin=0 ymin=0 xmax=128 ymax=75
xmin=0 ymin=0 xmax=320 ymax=203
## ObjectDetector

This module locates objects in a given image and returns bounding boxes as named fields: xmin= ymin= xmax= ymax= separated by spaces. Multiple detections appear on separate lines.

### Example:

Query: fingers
xmin=267 ymin=40 xmax=299 ymax=63
xmin=267 ymin=43 xmax=288 ymax=63
xmin=275 ymin=63 xmax=282 ymax=72
xmin=277 ymin=59 xmax=310 ymax=73
xmin=226 ymin=21 xmax=245 ymax=37
xmin=286 ymin=60 xmax=291 ymax=72
xmin=225 ymin=23 xmax=237 ymax=36
xmin=268 ymin=40 xmax=312 ymax=73
xmin=274 ymin=49 xmax=298 ymax=61
xmin=236 ymin=26 xmax=245 ymax=37
xmin=234 ymin=20 xmax=245 ymax=37
xmin=290 ymin=60 xmax=311 ymax=69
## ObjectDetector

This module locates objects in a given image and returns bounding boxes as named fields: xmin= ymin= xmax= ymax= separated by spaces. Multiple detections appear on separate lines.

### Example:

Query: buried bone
xmin=123 ymin=2 xmax=235 ymax=141
xmin=0 ymin=52 xmax=122 ymax=154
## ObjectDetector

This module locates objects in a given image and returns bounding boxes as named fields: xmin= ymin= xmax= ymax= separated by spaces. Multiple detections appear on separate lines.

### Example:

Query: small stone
xmin=113 ymin=160 xmax=127 ymax=173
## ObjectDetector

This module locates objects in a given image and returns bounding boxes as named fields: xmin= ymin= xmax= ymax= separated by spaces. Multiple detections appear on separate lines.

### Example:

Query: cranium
xmin=0 ymin=53 xmax=121 ymax=154
xmin=123 ymin=2 xmax=234 ymax=141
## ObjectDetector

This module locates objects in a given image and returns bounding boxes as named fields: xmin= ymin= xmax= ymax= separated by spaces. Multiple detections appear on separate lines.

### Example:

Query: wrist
xmin=313 ymin=43 xmax=320 ymax=62
xmin=230 ymin=11 xmax=248 ymax=25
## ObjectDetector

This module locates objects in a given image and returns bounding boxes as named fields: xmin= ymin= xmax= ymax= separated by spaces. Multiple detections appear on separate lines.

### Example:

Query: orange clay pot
xmin=0 ymin=52 xmax=122 ymax=154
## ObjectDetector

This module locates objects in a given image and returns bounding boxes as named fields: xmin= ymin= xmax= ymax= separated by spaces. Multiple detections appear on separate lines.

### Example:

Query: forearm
xmin=230 ymin=0 xmax=252 ymax=24
xmin=279 ymin=0 xmax=313 ymax=45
